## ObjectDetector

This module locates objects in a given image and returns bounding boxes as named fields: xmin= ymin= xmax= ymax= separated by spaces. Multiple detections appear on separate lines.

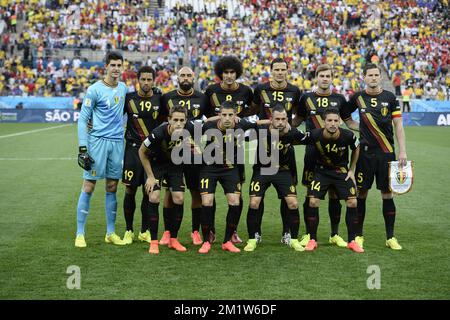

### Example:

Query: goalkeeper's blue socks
xmin=76 ymin=191 xmax=92 ymax=235
xmin=105 ymin=192 xmax=117 ymax=235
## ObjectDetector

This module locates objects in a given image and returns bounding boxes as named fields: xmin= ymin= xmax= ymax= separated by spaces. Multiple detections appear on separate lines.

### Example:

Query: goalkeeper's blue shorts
xmin=83 ymin=135 xmax=124 ymax=180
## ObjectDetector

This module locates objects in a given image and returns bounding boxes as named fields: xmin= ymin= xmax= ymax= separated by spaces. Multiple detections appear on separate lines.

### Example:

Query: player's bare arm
xmin=393 ymin=117 xmax=407 ymax=167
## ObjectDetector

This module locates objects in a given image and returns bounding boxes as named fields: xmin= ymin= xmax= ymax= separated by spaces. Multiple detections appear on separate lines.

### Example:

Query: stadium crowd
xmin=0 ymin=0 xmax=448 ymax=101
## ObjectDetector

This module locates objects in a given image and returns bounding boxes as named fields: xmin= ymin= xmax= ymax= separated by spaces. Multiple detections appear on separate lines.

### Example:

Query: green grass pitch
xmin=0 ymin=123 xmax=449 ymax=299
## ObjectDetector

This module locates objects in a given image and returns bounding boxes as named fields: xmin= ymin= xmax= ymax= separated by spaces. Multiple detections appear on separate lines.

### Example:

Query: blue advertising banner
xmin=0 ymin=109 xmax=80 ymax=123
xmin=1 ymin=109 xmax=450 ymax=126
xmin=411 ymin=99 xmax=450 ymax=112
xmin=0 ymin=96 xmax=74 ymax=109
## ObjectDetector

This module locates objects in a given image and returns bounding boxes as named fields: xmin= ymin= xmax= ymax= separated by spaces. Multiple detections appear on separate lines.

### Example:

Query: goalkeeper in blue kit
xmin=75 ymin=51 xmax=128 ymax=247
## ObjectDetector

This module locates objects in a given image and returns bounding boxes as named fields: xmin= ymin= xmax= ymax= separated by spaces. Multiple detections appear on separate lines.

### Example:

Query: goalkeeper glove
xmin=77 ymin=146 xmax=95 ymax=171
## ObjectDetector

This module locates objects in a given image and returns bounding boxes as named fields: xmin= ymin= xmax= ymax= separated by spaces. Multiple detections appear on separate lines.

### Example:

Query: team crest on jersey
xmin=152 ymin=111 xmax=159 ymax=120
xmin=396 ymin=170 xmax=407 ymax=184
xmin=193 ymin=109 xmax=200 ymax=118
xmin=381 ymin=107 xmax=389 ymax=117
xmin=350 ymin=187 xmax=356 ymax=195
xmin=114 ymin=96 xmax=120 ymax=105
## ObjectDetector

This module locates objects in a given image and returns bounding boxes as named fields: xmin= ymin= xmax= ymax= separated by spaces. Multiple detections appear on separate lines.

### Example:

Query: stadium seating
xmin=0 ymin=0 xmax=448 ymax=101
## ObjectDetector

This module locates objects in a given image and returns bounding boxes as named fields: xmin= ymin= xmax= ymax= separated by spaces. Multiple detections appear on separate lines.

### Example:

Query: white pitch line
xmin=0 ymin=124 xmax=72 ymax=139
xmin=0 ymin=157 xmax=76 ymax=161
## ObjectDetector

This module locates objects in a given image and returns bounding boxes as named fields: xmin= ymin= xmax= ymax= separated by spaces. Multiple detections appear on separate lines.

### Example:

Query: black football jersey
xmin=253 ymin=82 xmax=301 ymax=123
xmin=308 ymin=128 xmax=359 ymax=170
xmin=253 ymin=125 xmax=307 ymax=171
xmin=162 ymin=89 xmax=208 ymax=121
xmin=297 ymin=92 xmax=348 ymax=131
xmin=124 ymin=92 xmax=166 ymax=144
xmin=346 ymin=90 xmax=401 ymax=153
xmin=204 ymin=83 xmax=254 ymax=117
xmin=202 ymin=119 xmax=257 ymax=168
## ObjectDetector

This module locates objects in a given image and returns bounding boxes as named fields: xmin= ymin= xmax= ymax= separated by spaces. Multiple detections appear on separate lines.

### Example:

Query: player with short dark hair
xmin=294 ymin=64 xmax=359 ymax=248
xmin=346 ymin=63 xmax=407 ymax=250
xmin=75 ymin=51 xmax=127 ymax=248
xmin=204 ymin=56 xmax=254 ymax=244
xmin=159 ymin=67 xmax=209 ymax=247
xmin=301 ymin=108 xmax=362 ymax=252
xmin=250 ymin=58 xmax=302 ymax=245
xmin=198 ymin=101 xmax=257 ymax=254
xmin=244 ymin=105 xmax=309 ymax=252
xmin=121 ymin=66 xmax=166 ymax=245
xmin=138 ymin=105 xmax=191 ymax=254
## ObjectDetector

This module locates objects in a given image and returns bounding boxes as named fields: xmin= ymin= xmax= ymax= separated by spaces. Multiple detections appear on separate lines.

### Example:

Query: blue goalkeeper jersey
xmin=78 ymin=80 xmax=128 ymax=146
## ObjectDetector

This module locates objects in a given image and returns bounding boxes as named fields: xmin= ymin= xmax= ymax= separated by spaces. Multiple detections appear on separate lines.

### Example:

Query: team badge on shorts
xmin=388 ymin=161 xmax=414 ymax=194
xmin=350 ymin=187 xmax=356 ymax=195
xmin=237 ymin=183 xmax=241 ymax=191
xmin=290 ymin=185 xmax=296 ymax=193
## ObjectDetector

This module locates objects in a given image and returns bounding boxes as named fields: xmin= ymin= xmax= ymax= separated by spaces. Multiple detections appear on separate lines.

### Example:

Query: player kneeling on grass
xmin=138 ymin=106 xmax=191 ymax=254
xmin=244 ymin=105 xmax=309 ymax=252
xmin=302 ymin=108 xmax=364 ymax=253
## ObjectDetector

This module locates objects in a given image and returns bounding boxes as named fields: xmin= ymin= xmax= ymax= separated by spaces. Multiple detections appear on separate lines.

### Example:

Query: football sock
xmin=289 ymin=208 xmax=300 ymax=239
xmin=383 ymin=199 xmax=396 ymax=239
xmin=123 ymin=192 xmax=135 ymax=232
xmin=257 ymin=198 xmax=264 ymax=234
xmin=345 ymin=206 xmax=358 ymax=242
xmin=76 ymin=191 xmax=92 ymax=235
xmin=329 ymin=198 xmax=342 ymax=236
xmin=140 ymin=193 xmax=150 ymax=233
xmin=303 ymin=198 xmax=310 ymax=234
xmin=211 ymin=199 xmax=216 ymax=233
xmin=224 ymin=205 xmax=240 ymax=243
xmin=163 ymin=207 xmax=171 ymax=231
xmin=306 ymin=206 xmax=319 ymax=240
xmin=280 ymin=200 xmax=290 ymax=234
xmin=191 ymin=207 xmax=202 ymax=232
xmin=148 ymin=202 xmax=159 ymax=240
xmin=105 ymin=192 xmax=117 ymax=235
xmin=357 ymin=197 xmax=366 ymax=236
xmin=201 ymin=205 xmax=214 ymax=243
xmin=247 ymin=207 xmax=259 ymax=239
xmin=171 ymin=204 xmax=184 ymax=238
